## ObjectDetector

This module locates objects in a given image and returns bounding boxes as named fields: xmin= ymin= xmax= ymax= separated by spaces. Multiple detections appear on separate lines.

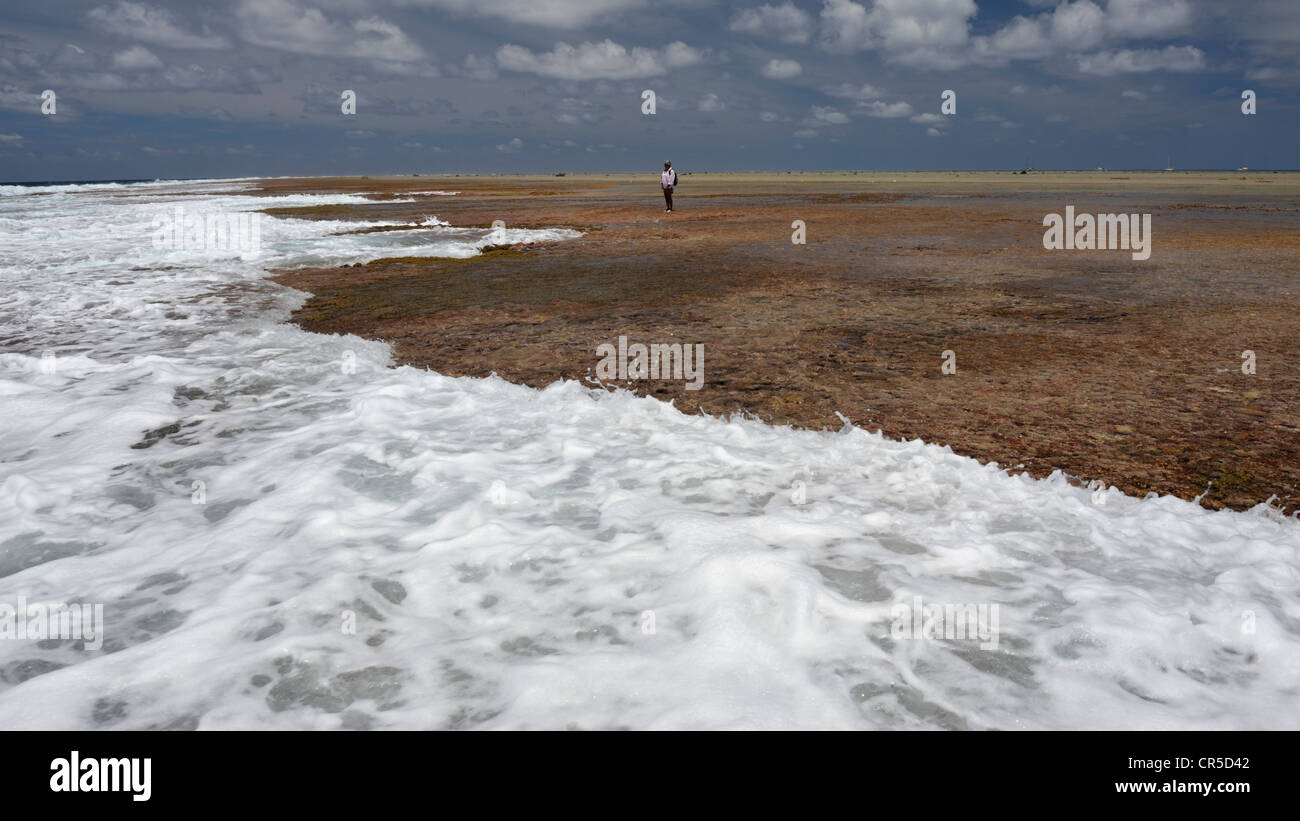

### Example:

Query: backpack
xmin=672 ymin=169 xmax=679 ymax=185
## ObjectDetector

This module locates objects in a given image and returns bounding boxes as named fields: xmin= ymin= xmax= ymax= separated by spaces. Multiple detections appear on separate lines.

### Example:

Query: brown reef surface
xmin=260 ymin=172 xmax=1300 ymax=513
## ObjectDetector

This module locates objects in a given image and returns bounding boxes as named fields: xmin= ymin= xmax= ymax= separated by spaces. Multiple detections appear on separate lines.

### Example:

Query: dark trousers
xmin=662 ymin=186 xmax=673 ymax=210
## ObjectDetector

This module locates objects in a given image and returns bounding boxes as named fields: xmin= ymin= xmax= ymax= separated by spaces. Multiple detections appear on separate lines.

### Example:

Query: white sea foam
xmin=0 ymin=181 xmax=1296 ymax=730
xmin=0 ymin=178 xmax=259 ymax=197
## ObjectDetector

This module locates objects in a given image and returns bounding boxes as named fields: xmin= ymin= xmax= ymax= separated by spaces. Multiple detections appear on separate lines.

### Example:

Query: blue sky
xmin=0 ymin=0 xmax=1295 ymax=180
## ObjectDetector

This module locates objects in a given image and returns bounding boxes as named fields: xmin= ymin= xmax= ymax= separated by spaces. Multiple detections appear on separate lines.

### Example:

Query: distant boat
xmin=1237 ymin=166 xmax=1249 ymax=172
xmin=1164 ymin=155 xmax=1174 ymax=172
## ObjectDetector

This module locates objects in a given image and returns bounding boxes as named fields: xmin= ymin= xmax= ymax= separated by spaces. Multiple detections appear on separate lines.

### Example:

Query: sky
xmin=0 ymin=0 xmax=1296 ymax=180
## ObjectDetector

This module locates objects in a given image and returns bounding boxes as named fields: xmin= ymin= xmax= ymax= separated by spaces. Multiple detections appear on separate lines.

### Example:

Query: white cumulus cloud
xmin=861 ymin=100 xmax=913 ymax=118
xmin=819 ymin=0 xmax=977 ymax=69
xmin=730 ymin=3 xmax=816 ymax=44
xmin=698 ymin=92 xmax=725 ymax=111
xmin=235 ymin=0 xmax=427 ymax=63
xmin=761 ymin=58 xmax=803 ymax=79
xmin=111 ymin=46 xmax=162 ymax=70
xmin=496 ymin=39 xmax=703 ymax=80
xmin=1077 ymin=45 xmax=1205 ymax=75
xmin=395 ymin=0 xmax=646 ymax=29
xmin=88 ymin=1 xmax=229 ymax=49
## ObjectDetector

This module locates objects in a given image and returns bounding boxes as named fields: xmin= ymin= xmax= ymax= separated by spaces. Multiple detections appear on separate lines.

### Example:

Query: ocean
xmin=0 ymin=179 xmax=1296 ymax=729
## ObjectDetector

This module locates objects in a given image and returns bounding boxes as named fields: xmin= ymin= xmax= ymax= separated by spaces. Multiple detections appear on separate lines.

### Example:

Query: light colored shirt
xmin=661 ymin=169 xmax=676 ymax=188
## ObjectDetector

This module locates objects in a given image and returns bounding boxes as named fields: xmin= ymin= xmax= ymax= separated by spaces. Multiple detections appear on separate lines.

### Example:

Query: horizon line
xmin=4 ymin=169 xmax=1295 ymax=186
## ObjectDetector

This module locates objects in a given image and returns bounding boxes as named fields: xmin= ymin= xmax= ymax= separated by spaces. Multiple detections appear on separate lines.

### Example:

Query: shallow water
xmin=0 ymin=179 xmax=1296 ymax=729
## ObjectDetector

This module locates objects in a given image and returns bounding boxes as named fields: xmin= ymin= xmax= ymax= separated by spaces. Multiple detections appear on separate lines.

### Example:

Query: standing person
xmin=661 ymin=161 xmax=677 ymax=212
